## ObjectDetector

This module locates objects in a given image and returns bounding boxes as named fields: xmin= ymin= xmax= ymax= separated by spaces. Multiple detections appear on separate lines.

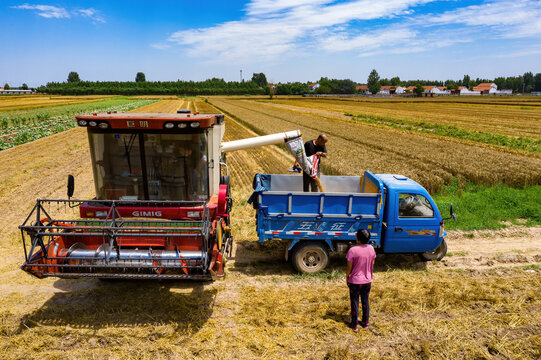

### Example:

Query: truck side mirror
xmin=67 ymin=175 xmax=74 ymax=199
xmin=450 ymin=203 xmax=456 ymax=221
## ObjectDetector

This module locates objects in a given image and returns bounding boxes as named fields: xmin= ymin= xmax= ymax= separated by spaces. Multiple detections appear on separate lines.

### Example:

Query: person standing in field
xmin=345 ymin=229 xmax=376 ymax=331
xmin=302 ymin=134 xmax=327 ymax=192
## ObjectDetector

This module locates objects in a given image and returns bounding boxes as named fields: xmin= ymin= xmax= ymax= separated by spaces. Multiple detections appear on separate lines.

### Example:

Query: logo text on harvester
xmin=132 ymin=211 xmax=162 ymax=217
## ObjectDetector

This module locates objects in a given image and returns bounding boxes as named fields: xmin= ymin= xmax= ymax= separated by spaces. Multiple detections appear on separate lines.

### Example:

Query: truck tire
xmin=292 ymin=242 xmax=329 ymax=273
xmin=419 ymin=239 xmax=447 ymax=261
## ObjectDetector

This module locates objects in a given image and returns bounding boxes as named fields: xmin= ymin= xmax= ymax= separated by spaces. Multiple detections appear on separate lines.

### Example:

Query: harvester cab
xmin=19 ymin=111 xmax=300 ymax=280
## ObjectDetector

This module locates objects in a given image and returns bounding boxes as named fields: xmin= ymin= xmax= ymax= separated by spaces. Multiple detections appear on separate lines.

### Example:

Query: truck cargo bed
xmin=252 ymin=171 xmax=385 ymax=249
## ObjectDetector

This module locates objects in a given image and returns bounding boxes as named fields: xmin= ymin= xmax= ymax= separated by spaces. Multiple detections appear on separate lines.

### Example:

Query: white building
xmin=473 ymin=83 xmax=498 ymax=94
xmin=308 ymin=83 xmax=320 ymax=92
xmin=0 ymin=89 xmax=33 ymax=94
xmin=395 ymin=86 xmax=406 ymax=94
xmin=458 ymin=86 xmax=481 ymax=96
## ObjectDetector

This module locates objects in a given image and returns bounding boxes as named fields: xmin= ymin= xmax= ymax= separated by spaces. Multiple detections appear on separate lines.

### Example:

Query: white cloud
xmin=494 ymin=47 xmax=541 ymax=58
xmin=424 ymin=0 xmax=541 ymax=38
xmin=166 ymin=0 xmax=433 ymax=60
xmin=151 ymin=43 xmax=172 ymax=50
xmin=77 ymin=8 xmax=106 ymax=23
xmin=13 ymin=4 xmax=105 ymax=23
xmin=161 ymin=0 xmax=541 ymax=63
xmin=319 ymin=26 xmax=418 ymax=52
xmin=12 ymin=4 xmax=69 ymax=19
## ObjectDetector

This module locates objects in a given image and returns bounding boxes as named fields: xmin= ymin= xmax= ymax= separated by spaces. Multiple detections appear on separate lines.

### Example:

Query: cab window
xmin=398 ymin=193 xmax=434 ymax=218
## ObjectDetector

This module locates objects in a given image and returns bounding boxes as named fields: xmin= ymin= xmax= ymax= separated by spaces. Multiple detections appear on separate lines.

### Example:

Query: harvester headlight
xmin=190 ymin=121 xmax=200 ymax=128
xmin=89 ymin=121 xmax=98 ymax=127
xmin=164 ymin=122 xmax=175 ymax=129
xmin=98 ymin=122 xmax=109 ymax=129
xmin=178 ymin=123 xmax=188 ymax=129
xmin=78 ymin=120 xmax=88 ymax=126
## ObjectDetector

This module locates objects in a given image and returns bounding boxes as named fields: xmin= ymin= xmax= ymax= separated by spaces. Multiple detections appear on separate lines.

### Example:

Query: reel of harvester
xmin=19 ymin=199 xmax=218 ymax=280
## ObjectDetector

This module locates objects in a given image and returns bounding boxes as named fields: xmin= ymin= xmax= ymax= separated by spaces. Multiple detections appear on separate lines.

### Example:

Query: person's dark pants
xmin=348 ymin=282 xmax=371 ymax=326
xmin=303 ymin=171 xmax=318 ymax=192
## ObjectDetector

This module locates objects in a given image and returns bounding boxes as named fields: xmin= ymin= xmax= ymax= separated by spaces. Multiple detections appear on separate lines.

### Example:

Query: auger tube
xmin=220 ymin=130 xmax=301 ymax=152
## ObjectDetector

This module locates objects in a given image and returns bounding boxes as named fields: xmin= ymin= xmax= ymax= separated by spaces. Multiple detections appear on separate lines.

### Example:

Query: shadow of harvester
xmin=20 ymin=279 xmax=217 ymax=332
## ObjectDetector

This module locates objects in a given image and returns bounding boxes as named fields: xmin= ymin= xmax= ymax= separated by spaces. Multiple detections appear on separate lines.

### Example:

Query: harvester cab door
xmin=383 ymin=192 xmax=441 ymax=253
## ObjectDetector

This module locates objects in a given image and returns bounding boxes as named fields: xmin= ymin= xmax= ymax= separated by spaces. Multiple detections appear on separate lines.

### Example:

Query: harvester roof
xmin=76 ymin=112 xmax=224 ymax=130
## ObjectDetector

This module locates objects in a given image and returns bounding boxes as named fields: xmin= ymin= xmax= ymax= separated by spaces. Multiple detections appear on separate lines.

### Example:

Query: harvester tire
xmin=292 ymin=242 xmax=329 ymax=274
xmin=419 ymin=239 xmax=447 ymax=261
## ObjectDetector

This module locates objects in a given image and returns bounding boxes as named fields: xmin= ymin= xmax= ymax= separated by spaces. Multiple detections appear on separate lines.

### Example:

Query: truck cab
xmin=378 ymin=174 xmax=445 ymax=256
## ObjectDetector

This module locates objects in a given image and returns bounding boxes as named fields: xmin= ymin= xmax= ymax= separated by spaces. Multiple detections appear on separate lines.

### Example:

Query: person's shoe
xmin=358 ymin=321 xmax=369 ymax=329
xmin=346 ymin=322 xmax=358 ymax=331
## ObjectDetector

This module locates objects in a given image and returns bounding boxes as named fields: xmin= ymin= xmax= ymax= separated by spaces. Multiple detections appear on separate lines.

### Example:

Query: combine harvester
xmin=19 ymin=111 xmax=300 ymax=280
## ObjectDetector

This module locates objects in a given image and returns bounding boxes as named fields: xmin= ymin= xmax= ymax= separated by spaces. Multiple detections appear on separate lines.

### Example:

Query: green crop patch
xmin=0 ymin=98 xmax=158 ymax=149
xmin=434 ymin=179 xmax=541 ymax=230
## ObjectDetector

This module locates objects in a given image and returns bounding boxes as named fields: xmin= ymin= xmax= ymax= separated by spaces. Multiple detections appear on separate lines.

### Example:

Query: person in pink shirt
xmin=345 ymin=229 xmax=376 ymax=331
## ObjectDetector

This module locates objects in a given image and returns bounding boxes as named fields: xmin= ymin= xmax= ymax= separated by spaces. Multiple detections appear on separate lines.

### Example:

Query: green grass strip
xmin=434 ymin=179 xmax=541 ymax=230
xmin=346 ymin=113 xmax=541 ymax=153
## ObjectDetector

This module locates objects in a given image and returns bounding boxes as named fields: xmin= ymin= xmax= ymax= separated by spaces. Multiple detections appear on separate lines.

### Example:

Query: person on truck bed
xmin=345 ymin=229 xmax=376 ymax=331
xmin=301 ymin=134 xmax=327 ymax=192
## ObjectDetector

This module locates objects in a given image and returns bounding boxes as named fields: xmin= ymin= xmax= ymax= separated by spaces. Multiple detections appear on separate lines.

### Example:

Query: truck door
xmin=383 ymin=192 xmax=441 ymax=253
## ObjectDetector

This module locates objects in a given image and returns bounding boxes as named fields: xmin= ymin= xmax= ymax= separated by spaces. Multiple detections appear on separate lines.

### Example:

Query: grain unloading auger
xmin=20 ymin=111 xmax=300 ymax=280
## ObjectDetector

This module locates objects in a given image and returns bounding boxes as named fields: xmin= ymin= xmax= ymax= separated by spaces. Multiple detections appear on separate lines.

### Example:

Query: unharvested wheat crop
xmin=209 ymin=98 xmax=541 ymax=193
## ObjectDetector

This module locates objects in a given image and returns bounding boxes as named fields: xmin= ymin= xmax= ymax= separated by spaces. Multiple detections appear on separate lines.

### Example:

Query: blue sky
xmin=1 ymin=0 xmax=540 ymax=87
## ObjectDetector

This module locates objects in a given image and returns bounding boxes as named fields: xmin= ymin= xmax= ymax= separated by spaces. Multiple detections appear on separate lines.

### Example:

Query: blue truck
xmin=251 ymin=171 xmax=455 ymax=273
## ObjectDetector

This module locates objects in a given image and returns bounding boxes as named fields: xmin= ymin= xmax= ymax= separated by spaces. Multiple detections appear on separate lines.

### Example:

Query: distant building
xmin=378 ymin=86 xmax=393 ymax=95
xmin=308 ymin=83 xmax=320 ymax=92
xmin=356 ymin=85 xmax=370 ymax=94
xmin=0 ymin=89 xmax=34 ymax=94
xmin=458 ymin=86 xmax=481 ymax=96
xmin=395 ymin=86 xmax=406 ymax=94
xmin=422 ymin=86 xmax=449 ymax=95
xmin=473 ymin=83 xmax=498 ymax=94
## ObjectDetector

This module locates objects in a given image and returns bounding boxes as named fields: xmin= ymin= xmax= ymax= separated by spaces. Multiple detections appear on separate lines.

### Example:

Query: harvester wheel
xmin=292 ymin=242 xmax=329 ymax=274
xmin=419 ymin=239 xmax=447 ymax=261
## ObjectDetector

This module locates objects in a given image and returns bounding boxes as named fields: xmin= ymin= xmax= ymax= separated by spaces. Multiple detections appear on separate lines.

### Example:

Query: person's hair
xmin=317 ymin=134 xmax=327 ymax=142
xmin=356 ymin=229 xmax=371 ymax=244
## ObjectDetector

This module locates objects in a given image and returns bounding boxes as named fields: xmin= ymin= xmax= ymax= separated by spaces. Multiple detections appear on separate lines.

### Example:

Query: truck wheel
xmin=292 ymin=242 xmax=329 ymax=273
xmin=419 ymin=239 xmax=447 ymax=261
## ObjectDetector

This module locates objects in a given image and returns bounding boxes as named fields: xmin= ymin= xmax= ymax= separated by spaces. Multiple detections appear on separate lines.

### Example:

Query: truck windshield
xmin=88 ymin=131 xmax=208 ymax=201
xmin=398 ymin=193 xmax=434 ymax=218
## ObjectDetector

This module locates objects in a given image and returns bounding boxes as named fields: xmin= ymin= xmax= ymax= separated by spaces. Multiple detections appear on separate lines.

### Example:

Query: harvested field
xmin=0 ymin=97 xmax=539 ymax=359
xmin=208 ymin=98 xmax=541 ymax=193
xmin=131 ymin=99 xmax=183 ymax=113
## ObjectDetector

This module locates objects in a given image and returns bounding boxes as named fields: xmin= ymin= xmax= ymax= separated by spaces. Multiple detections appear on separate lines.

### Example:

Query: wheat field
xmin=0 ymin=96 xmax=539 ymax=359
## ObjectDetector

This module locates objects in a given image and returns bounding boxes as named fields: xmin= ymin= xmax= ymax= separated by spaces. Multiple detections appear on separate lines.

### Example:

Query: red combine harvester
xmin=20 ymin=111 xmax=300 ymax=280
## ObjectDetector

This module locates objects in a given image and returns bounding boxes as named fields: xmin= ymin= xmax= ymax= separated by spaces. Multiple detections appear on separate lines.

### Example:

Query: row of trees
xmin=41 ymin=72 xmax=267 ymax=95
xmin=2 ymin=83 xmax=29 ymax=90
xmin=33 ymin=70 xmax=541 ymax=95
xmin=372 ymin=71 xmax=541 ymax=93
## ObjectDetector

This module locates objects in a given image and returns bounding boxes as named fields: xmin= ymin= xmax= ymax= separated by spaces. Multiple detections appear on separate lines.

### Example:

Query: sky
xmin=1 ymin=0 xmax=540 ymax=87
